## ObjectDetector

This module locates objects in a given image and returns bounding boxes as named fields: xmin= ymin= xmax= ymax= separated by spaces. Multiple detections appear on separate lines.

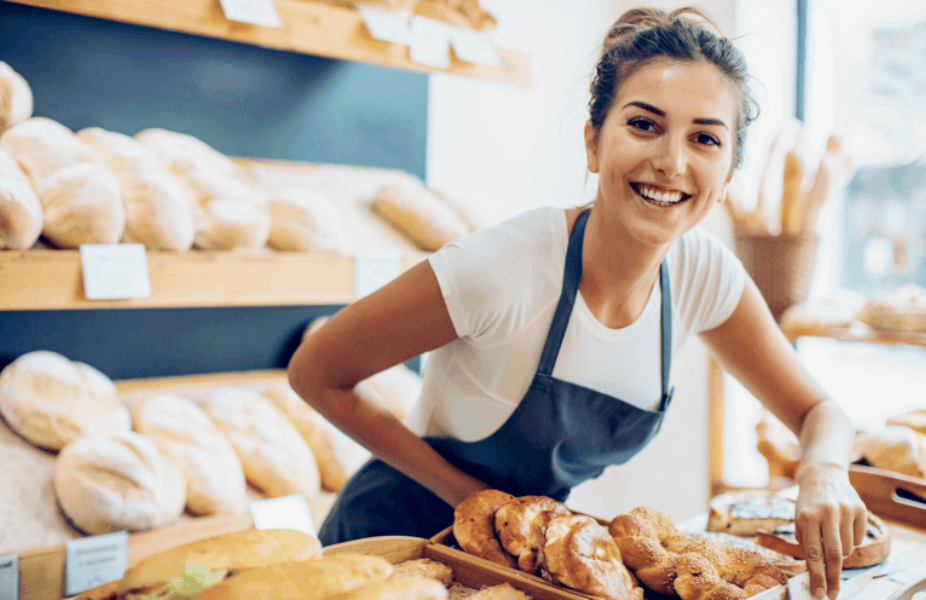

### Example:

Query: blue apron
xmin=318 ymin=210 xmax=674 ymax=545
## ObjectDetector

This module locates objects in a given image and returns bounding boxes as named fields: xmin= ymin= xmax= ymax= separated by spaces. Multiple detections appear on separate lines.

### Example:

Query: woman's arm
xmin=699 ymin=279 xmax=866 ymax=600
xmin=287 ymin=259 xmax=491 ymax=507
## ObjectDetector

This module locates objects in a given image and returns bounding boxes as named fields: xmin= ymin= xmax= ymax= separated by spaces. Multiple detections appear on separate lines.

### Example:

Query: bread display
xmin=134 ymin=128 xmax=271 ymax=251
xmin=266 ymin=187 xmax=353 ymax=253
xmin=370 ymin=180 xmax=471 ymax=251
xmin=0 ymin=349 xmax=131 ymax=451
xmin=77 ymin=127 xmax=196 ymax=251
xmin=0 ymin=61 xmax=33 ymax=132
xmin=0 ymin=117 xmax=125 ymax=247
xmin=0 ymin=145 xmax=42 ymax=249
xmin=130 ymin=393 xmax=248 ymax=515
xmin=200 ymin=385 xmax=321 ymax=500
xmin=53 ymin=430 xmax=186 ymax=535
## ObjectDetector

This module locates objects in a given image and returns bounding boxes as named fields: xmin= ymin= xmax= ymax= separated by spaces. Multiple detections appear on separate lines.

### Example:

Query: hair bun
xmin=603 ymin=6 xmax=725 ymax=53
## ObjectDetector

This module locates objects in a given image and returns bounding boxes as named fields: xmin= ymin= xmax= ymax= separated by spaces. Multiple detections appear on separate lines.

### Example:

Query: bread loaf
xmin=371 ymin=180 xmax=470 ymax=251
xmin=200 ymin=385 xmax=321 ymax=499
xmin=859 ymin=425 xmax=926 ymax=478
xmin=77 ymin=127 xmax=195 ymax=251
xmin=0 ymin=145 xmax=42 ymax=249
xmin=131 ymin=393 xmax=248 ymax=515
xmin=0 ymin=61 xmax=32 ymax=132
xmin=887 ymin=409 xmax=926 ymax=436
xmin=267 ymin=187 xmax=352 ymax=253
xmin=259 ymin=381 xmax=370 ymax=491
xmin=53 ymin=431 xmax=186 ymax=534
xmin=0 ymin=350 xmax=131 ymax=452
xmin=135 ymin=128 xmax=270 ymax=251
xmin=0 ymin=117 xmax=125 ymax=247
xmin=857 ymin=284 xmax=926 ymax=333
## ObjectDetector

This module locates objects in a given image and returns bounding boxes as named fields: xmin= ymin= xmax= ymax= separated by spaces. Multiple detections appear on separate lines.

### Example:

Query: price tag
xmin=354 ymin=248 xmax=402 ymax=298
xmin=410 ymin=16 xmax=452 ymax=69
xmin=357 ymin=5 xmax=413 ymax=46
xmin=250 ymin=495 xmax=316 ymax=537
xmin=65 ymin=531 xmax=128 ymax=597
xmin=218 ymin=0 xmax=281 ymax=28
xmin=449 ymin=27 xmax=501 ymax=67
xmin=79 ymin=244 xmax=151 ymax=300
xmin=0 ymin=554 xmax=17 ymax=600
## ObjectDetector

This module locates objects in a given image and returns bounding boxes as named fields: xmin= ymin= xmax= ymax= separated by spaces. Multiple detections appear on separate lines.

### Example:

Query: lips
xmin=631 ymin=183 xmax=691 ymax=206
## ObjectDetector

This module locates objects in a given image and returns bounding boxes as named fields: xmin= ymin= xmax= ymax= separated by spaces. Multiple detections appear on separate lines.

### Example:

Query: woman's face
xmin=585 ymin=60 xmax=737 ymax=247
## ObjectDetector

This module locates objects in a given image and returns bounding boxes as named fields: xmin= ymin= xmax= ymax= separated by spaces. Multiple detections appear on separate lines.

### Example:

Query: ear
xmin=584 ymin=120 xmax=600 ymax=174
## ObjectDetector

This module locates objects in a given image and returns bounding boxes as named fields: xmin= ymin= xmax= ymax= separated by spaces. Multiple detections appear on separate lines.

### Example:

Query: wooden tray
xmin=849 ymin=464 xmax=926 ymax=530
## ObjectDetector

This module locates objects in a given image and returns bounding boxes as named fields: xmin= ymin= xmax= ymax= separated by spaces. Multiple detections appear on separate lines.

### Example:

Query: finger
xmin=854 ymin=508 xmax=867 ymax=547
xmin=822 ymin=516 xmax=843 ymax=600
xmin=800 ymin=519 xmax=827 ymax=599
xmin=840 ymin=510 xmax=854 ymax=558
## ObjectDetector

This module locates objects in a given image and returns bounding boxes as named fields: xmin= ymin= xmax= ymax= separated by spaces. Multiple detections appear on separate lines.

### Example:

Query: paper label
xmin=250 ymin=495 xmax=316 ymax=536
xmin=219 ymin=0 xmax=281 ymax=28
xmin=354 ymin=248 xmax=402 ymax=298
xmin=357 ymin=5 xmax=413 ymax=46
xmin=0 ymin=555 xmax=17 ymax=600
xmin=65 ymin=531 xmax=128 ymax=597
xmin=449 ymin=27 xmax=501 ymax=67
xmin=80 ymin=244 xmax=151 ymax=300
xmin=410 ymin=16 xmax=452 ymax=69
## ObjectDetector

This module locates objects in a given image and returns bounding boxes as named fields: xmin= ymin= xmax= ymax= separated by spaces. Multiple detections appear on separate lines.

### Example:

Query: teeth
xmin=637 ymin=185 xmax=684 ymax=204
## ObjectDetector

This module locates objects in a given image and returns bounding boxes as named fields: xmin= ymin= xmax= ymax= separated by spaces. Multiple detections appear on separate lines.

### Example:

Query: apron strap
xmin=537 ymin=209 xmax=673 ymax=404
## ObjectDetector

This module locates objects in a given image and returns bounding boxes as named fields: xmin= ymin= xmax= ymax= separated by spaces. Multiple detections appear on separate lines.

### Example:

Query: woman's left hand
xmin=794 ymin=462 xmax=868 ymax=600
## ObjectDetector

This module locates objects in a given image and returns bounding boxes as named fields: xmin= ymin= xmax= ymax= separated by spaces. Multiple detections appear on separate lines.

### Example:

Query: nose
xmin=651 ymin=134 xmax=687 ymax=178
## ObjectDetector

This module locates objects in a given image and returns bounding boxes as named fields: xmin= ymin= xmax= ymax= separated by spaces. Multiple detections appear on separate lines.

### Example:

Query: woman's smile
xmin=630 ymin=182 xmax=691 ymax=207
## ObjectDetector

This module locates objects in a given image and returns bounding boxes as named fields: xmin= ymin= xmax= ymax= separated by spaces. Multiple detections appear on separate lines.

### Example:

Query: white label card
xmin=354 ymin=248 xmax=402 ymax=298
xmin=250 ymin=495 xmax=316 ymax=536
xmin=65 ymin=531 xmax=128 ymax=597
xmin=80 ymin=244 xmax=151 ymax=300
xmin=410 ymin=16 xmax=452 ymax=69
xmin=357 ymin=5 xmax=413 ymax=46
xmin=219 ymin=0 xmax=281 ymax=28
xmin=0 ymin=554 xmax=17 ymax=600
xmin=449 ymin=27 xmax=501 ymax=67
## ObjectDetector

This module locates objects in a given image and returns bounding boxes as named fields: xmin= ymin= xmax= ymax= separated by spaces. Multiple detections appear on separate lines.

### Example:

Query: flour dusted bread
xmin=135 ymin=128 xmax=270 ymax=251
xmin=0 ymin=145 xmax=42 ymax=249
xmin=131 ymin=393 xmax=247 ymax=515
xmin=267 ymin=187 xmax=353 ymax=253
xmin=259 ymin=381 xmax=369 ymax=492
xmin=706 ymin=490 xmax=795 ymax=536
xmin=370 ymin=179 xmax=470 ymax=251
xmin=0 ymin=117 xmax=125 ymax=247
xmin=201 ymin=385 xmax=321 ymax=499
xmin=0 ymin=61 xmax=32 ymax=132
xmin=54 ymin=431 xmax=186 ymax=534
xmin=859 ymin=425 xmax=926 ymax=478
xmin=78 ymin=127 xmax=195 ymax=251
xmin=0 ymin=350 xmax=131 ymax=451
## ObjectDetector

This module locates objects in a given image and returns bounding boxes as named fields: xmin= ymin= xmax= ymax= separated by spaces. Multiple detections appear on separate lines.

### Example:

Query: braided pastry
xmin=608 ymin=506 xmax=696 ymax=595
xmin=674 ymin=538 xmax=787 ymax=600
xmin=494 ymin=495 xmax=571 ymax=574
xmin=454 ymin=490 xmax=517 ymax=569
xmin=544 ymin=515 xmax=644 ymax=600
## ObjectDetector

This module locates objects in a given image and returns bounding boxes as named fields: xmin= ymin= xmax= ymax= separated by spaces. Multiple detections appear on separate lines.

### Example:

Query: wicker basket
xmin=733 ymin=232 xmax=819 ymax=322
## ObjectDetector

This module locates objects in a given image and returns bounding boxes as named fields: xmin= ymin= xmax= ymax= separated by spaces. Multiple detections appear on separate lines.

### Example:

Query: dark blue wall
xmin=0 ymin=3 xmax=427 ymax=379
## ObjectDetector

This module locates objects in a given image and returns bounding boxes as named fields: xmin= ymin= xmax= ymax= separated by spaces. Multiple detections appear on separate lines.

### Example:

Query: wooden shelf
xmin=0 ymin=248 xmax=427 ymax=310
xmin=781 ymin=322 xmax=926 ymax=348
xmin=7 ymin=0 xmax=532 ymax=87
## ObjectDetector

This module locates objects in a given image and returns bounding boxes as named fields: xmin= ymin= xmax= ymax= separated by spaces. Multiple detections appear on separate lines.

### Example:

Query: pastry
xmin=454 ymin=489 xmax=518 ymax=569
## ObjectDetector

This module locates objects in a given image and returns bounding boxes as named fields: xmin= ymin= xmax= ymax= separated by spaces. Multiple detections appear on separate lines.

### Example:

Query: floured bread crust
xmin=0 ymin=61 xmax=32 ymax=132
xmin=706 ymin=490 xmax=795 ymax=536
xmin=0 ymin=145 xmax=41 ymax=249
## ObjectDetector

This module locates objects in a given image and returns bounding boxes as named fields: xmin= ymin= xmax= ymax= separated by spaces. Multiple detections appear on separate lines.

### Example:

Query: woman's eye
xmin=696 ymin=133 xmax=721 ymax=146
xmin=628 ymin=117 xmax=655 ymax=132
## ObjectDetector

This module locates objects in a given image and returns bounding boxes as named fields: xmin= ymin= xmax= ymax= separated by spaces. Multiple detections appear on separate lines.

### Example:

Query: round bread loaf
xmin=131 ymin=393 xmax=248 ymax=515
xmin=266 ymin=187 xmax=353 ymax=253
xmin=200 ymin=385 xmax=321 ymax=499
xmin=0 ymin=350 xmax=131 ymax=451
xmin=77 ymin=127 xmax=195 ymax=251
xmin=0 ymin=61 xmax=33 ymax=132
xmin=54 ymin=431 xmax=186 ymax=534
xmin=859 ymin=425 xmax=926 ymax=478
xmin=0 ymin=145 xmax=42 ymax=249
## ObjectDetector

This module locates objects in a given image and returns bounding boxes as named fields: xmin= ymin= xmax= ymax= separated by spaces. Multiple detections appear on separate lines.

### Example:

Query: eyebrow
xmin=623 ymin=101 xmax=729 ymax=130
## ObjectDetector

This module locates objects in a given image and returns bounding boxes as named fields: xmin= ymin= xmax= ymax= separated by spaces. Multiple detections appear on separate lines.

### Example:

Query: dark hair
xmin=589 ymin=7 xmax=759 ymax=170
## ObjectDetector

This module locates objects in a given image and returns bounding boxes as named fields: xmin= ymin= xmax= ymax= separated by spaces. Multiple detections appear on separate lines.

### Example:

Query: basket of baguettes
xmin=0 ymin=60 xmax=487 ymax=255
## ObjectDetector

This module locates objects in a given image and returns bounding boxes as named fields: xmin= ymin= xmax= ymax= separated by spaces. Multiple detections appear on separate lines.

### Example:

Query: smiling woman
xmin=287 ymin=7 xmax=865 ymax=600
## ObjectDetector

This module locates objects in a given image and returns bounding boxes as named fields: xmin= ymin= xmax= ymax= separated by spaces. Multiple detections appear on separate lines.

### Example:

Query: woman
xmin=288 ymin=8 xmax=865 ymax=600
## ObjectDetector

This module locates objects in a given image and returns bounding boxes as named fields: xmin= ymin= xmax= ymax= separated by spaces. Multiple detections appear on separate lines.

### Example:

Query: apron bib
xmin=319 ymin=209 xmax=674 ymax=544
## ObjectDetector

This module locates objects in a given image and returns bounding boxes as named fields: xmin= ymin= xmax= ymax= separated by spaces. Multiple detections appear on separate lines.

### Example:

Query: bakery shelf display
xmin=5 ymin=0 xmax=532 ymax=87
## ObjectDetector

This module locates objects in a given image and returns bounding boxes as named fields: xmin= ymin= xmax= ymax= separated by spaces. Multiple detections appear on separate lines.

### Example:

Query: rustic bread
xmin=329 ymin=575 xmax=449 ymax=600
xmin=887 ymin=409 xmax=926 ymax=436
xmin=134 ymin=128 xmax=270 ymax=251
xmin=131 ymin=393 xmax=248 ymax=515
xmin=267 ymin=187 xmax=353 ymax=253
xmin=857 ymin=284 xmax=926 ymax=333
xmin=53 ymin=431 xmax=186 ymax=535
xmin=859 ymin=425 xmax=926 ymax=478
xmin=370 ymin=180 xmax=470 ymax=251
xmin=0 ymin=145 xmax=42 ymax=249
xmin=0 ymin=61 xmax=32 ymax=132
xmin=0 ymin=117 xmax=126 ymax=247
xmin=706 ymin=490 xmax=795 ymax=536
xmin=453 ymin=489 xmax=517 ymax=569
xmin=0 ymin=350 xmax=131 ymax=452
xmin=391 ymin=559 xmax=454 ymax=586
xmin=200 ymin=385 xmax=321 ymax=499
xmin=77 ymin=127 xmax=195 ymax=251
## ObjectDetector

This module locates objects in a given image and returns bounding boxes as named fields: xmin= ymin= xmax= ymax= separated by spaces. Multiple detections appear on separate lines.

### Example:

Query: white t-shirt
xmin=405 ymin=206 xmax=747 ymax=442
